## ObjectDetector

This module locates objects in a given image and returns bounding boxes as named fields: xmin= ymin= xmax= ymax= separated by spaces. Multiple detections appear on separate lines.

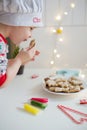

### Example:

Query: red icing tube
xmin=30 ymin=98 xmax=48 ymax=103
xmin=80 ymin=99 xmax=87 ymax=104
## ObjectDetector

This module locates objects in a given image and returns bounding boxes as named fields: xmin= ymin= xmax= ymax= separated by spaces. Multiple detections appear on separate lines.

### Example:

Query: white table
xmin=0 ymin=69 xmax=87 ymax=130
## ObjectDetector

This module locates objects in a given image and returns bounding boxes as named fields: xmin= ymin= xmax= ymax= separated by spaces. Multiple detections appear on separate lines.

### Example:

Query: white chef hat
xmin=0 ymin=0 xmax=43 ymax=27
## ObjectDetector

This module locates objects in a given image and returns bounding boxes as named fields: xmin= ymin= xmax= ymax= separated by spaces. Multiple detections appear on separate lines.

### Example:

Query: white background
xmin=21 ymin=0 xmax=87 ymax=69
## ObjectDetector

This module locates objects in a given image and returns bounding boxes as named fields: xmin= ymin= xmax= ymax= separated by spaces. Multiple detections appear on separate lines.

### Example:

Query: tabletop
xmin=0 ymin=68 xmax=87 ymax=130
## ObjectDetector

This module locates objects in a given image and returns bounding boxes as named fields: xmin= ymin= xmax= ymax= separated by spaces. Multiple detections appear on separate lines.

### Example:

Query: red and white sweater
xmin=0 ymin=34 xmax=8 ymax=86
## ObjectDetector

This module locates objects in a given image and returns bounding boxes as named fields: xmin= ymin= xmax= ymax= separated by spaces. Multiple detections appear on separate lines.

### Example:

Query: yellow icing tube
xmin=24 ymin=104 xmax=40 ymax=115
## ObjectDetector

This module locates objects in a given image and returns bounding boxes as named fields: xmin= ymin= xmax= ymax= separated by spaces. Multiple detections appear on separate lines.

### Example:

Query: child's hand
xmin=15 ymin=46 xmax=40 ymax=65
xmin=35 ymin=50 xmax=40 ymax=55
xmin=31 ymin=50 xmax=40 ymax=61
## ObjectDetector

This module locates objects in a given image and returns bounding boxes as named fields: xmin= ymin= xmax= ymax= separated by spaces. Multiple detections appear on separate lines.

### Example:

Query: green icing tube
xmin=30 ymin=100 xmax=48 ymax=109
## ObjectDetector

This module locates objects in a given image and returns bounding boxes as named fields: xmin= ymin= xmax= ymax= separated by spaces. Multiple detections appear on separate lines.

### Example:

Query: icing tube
xmin=31 ymin=100 xmax=48 ymax=109
xmin=30 ymin=98 xmax=48 ymax=103
xmin=24 ymin=104 xmax=40 ymax=115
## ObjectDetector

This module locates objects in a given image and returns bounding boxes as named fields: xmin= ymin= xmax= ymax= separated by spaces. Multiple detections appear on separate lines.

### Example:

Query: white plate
xmin=42 ymin=78 xmax=87 ymax=96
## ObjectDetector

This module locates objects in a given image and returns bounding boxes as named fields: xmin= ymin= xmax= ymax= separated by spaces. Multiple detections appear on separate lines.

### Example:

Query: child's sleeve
xmin=0 ymin=74 xmax=7 ymax=86
xmin=0 ymin=34 xmax=8 ymax=87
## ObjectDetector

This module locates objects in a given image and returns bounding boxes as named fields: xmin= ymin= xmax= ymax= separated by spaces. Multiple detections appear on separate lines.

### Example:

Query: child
xmin=0 ymin=0 xmax=43 ymax=87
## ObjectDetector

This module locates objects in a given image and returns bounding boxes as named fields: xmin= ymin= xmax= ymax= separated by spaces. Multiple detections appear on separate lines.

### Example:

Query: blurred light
xmin=50 ymin=28 xmax=56 ymax=33
xmin=60 ymin=27 xmax=63 ymax=30
xmin=54 ymin=49 xmax=57 ymax=53
xmin=59 ymin=38 xmax=63 ymax=42
xmin=70 ymin=3 xmax=75 ymax=8
xmin=52 ymin=29 xmax=56 ymax=33
xmin=56 ymin=54 xmax=61 ymax=58
xmin=56 ymin=15 xmax=61 ymax=21
xmin=50 ymin=60 xmax=54 ymax=65
xmin=64 ymin=12 xmax=68 ymax=15
xmin=80 ymin=74 xmax=85 ymax=79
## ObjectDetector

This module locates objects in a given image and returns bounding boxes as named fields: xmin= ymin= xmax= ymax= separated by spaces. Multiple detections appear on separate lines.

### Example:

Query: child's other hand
xmin=15 ymin=46 xmax=40 ymax=65
xmin=35 ymin=50 xmax=40 ymax=55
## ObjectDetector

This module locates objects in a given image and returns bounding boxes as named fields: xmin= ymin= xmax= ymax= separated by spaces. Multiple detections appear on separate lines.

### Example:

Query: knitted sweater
xmin=0 ymin=34 xmax=8 ymax=86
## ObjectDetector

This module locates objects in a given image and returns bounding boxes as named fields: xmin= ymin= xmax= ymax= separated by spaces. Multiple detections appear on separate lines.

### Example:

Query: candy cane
xmin=57 ymin=105 xmax=87 ymax=124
